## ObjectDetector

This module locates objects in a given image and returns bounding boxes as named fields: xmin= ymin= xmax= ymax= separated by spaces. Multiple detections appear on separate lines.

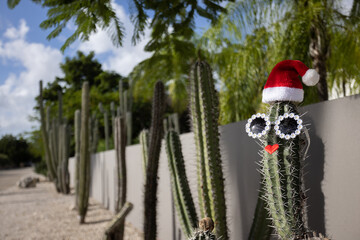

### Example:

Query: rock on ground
xmin=0 ymin=180 xmax=143 ymax=240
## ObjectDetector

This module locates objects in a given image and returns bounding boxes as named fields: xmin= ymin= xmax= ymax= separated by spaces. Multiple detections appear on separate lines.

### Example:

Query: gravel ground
xmin=0 ymin=171 xmax=143 ymax=240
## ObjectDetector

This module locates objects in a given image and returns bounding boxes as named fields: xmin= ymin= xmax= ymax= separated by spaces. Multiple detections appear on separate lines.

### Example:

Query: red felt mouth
xmin=265 ymin=144 xmax=279 ymax=154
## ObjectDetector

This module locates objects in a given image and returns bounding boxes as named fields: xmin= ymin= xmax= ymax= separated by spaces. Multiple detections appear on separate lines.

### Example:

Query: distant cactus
xmin=189 ymin=59 xmax=228 ymax=239
xmin=113 ymin=116 xmax=127 ymax=239
xmin=99 ymin=102 xmax=109 ymax=150
xmin=38 ymin=80 xmax=56 ymax=181
xmin=144 ymin=81 xmax=166 ymax=240
xmin=104 ymin=202 xmax=133 ymax=240
xmin=78 ymin=81 xmax=91 ymax=224
xmin=166 ymin=130 xmax=198 ymax=237
xmin=74 ymin=109 xmax=81 ymax=208
xmin=90 ymin=113 xmax=99 ymax=153
xmin=139 ymin=129 xmax=149 ymax=178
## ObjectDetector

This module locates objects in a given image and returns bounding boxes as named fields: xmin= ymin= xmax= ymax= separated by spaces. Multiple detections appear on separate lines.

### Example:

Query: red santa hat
xmin=262 ymin=60 xmax=320 ymax=103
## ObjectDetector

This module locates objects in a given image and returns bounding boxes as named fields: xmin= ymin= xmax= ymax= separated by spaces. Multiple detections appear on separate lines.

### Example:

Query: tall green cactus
xmin=90 ymin=113 xmax=99 ymax=153
xmin=74 ymin=109 xmax=81 ymax=208
xmin=260 ymin=102 xmax=307 ymax=239
xmin=78 ymin=81 xmax=91 ymax=224
xmin=189 ymin=59 xmax=228 ymax=239
xmin=166 ymin=130 xmax=198 ymax=237
xmin=144 ymin=81 xmax=166 ymax=240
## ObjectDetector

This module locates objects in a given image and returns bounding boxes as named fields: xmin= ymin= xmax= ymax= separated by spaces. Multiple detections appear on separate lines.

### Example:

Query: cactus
xmin=259 ymin=102 xmax=307 ymax=239
xmin=74 ymin=110 xmax=81 ymax=208
xmin=90 ymin=113 xmax=99 ymax=153
xmin=144 ymin=81 xmax=166 ymax=240
xmin=166 ymin=130 xmax=198 ymax=237
xmin=189 ymin=218 xmax=217 ymax=240
xmin=99 ymin=103 xmax=109 ymax=150
xmin=78 ymin=81 xmax=91 ymax=224
xmin=139 ymin=129 xmax=149 ymax=178
xmin=248 ymin=184 xmax=272 ymax=240
xmin=113 ymin=116 xmax=127 ymax=239
xmin=38 ymin=80 xmax=56 ymax=181
xmin=104 ymin=202 xmax=133 ymax=240
xmin=189 ymin=59 xmax=228 ymax=239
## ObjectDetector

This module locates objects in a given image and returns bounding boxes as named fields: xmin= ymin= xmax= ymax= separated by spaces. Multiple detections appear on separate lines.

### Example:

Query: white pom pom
xmin=302 ymin=69 xmax=320 ymax=86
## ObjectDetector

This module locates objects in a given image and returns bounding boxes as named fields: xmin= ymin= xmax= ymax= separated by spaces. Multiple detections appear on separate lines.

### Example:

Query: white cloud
xmin=78 ymin=2 xmax=152 ymax=76
xmin=0 ymin=19 xmax=63 ymax=136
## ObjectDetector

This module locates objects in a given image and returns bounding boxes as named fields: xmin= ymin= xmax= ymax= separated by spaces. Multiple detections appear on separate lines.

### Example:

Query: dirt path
xmin=0 ymin=171 xmax=143 ymax=240
xmin=0 ymin=167 xmax=33 ymax=191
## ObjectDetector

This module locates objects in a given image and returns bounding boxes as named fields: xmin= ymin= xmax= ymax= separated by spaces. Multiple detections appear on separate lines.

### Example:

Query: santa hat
xmin=262 ymin=60 xmax=320 ymax=103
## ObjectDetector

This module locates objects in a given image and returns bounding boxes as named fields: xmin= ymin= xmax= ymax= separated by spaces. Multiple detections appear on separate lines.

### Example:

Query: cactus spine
xmin=261 ymin=102 xmax=307 ymax=239
xmin=144 ymin=81 xmax=166 ymax=240
xmin=166 ymin=130 xmax=198 ymax=237
xmin=189 ymin=60 xmax=228 ymax=239
xmin=78 ymin=81 xmax=91 ymax=224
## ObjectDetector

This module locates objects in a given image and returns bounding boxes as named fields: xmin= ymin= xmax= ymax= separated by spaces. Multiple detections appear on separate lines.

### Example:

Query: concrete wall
xmin=69 ymin=94 xmax=360 ymax=239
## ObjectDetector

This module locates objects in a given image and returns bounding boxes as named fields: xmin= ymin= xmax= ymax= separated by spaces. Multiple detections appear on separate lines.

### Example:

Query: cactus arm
xmin=104 ymin=202 xmax=133 ymax=240
xmin=144 ymin=81 xmax=166 ymax=240
xmin=78 ymin=81 xmax=91 ymax=224
xmin=166 ymin=130 xmax=198 ymax=237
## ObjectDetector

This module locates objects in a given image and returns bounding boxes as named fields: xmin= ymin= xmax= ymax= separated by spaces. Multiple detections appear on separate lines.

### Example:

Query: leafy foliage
xmin=8 ymin=0 xmax=231 ymax=52
xmin=201 ymin=0 xmax=360 ymax=124
xmin=0 ymin=134 xmax=40 ymax=168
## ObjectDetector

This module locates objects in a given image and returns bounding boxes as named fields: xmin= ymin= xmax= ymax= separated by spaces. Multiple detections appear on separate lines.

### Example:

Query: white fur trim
xmin=302 ymin=69 xmax=319 ymax=86
xmin=262 ymin=87 xmax=304 ymax=103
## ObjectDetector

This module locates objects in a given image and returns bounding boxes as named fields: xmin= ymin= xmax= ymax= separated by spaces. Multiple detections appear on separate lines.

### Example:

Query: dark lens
xmin=279 ymin=118 xmax=298 ymax=135
xmin=250 ymin=118 xmax=266 ymax=134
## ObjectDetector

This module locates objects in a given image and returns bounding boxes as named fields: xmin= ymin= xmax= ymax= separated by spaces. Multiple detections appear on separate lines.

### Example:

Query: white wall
xmin=69 ymin=94 xmax=360 ymax=239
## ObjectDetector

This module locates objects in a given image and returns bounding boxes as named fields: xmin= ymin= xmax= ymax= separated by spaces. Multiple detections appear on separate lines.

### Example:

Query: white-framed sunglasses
xmin=245 ymin=112 xmax=303 ymax=140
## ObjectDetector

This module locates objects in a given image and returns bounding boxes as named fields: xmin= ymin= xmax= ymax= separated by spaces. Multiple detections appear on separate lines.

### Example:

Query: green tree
xmin=0 ymin=134 xmax=39 ymax=168
xmin=7 ymin=0 xmax=230 ymax=52
xmin=201 ymin=0 xmax=360 ymax=124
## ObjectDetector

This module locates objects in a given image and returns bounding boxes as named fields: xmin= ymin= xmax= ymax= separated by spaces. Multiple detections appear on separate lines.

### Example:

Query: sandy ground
xmin=0 ymin=167 xmax=34 ymax=191
xmin=0 ymin=169 xmax=143 ymax=240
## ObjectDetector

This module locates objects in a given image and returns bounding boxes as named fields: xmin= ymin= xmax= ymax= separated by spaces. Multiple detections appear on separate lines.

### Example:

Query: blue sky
xmin=0 ymin=0 xmax=354 ymax=137
xmin=0 ymin=1 xmax=155 ymax=137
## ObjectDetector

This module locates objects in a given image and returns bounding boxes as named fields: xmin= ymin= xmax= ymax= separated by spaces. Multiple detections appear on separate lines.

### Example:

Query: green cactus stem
xmin=104 ymin=202 xmax=133 ymax=240
xmin=90 ymin=113 xmax=99 ymax=153
xmin=39 ymin=81 xmax=56 ymax=180
xmin=166 ymin=130 xmax=198 ymax=237
xmin=78 ymin=81 xmax=91 ymax=224
xmin=139 ymin=129 xmax=149 ymax=178
xmin=144 ymin=81 xmax=166 ymax=240
xmin=99 ymin=103 xmax=109 ymax=150
xmin=261 ymin=102 xmax=307 ymax=239
xmin=189 ymin=60 xmax=228 ymax=239
xmin=113 ymin=116 xmax=127 ymax=239
xmin=74 ymin=109 xmax=81 ymax=208
xmin=248 ymin=183 xmax=272 ymax=240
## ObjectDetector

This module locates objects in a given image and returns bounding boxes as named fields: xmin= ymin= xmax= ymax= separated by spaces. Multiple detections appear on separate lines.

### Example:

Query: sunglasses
xmin=245 ymin=112 xmax=303 ymax=140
